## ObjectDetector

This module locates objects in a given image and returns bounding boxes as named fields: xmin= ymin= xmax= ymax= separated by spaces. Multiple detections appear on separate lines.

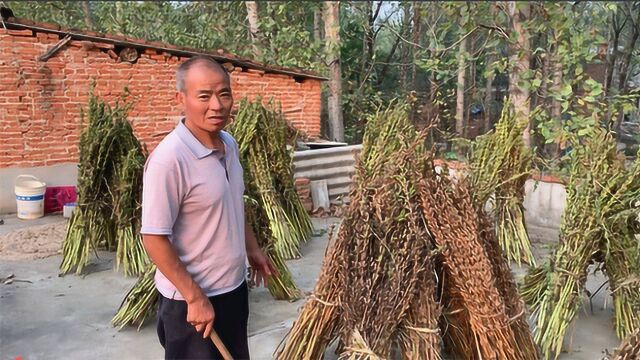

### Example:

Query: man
xmin=141 ymin=55 xmax=275 ymax=360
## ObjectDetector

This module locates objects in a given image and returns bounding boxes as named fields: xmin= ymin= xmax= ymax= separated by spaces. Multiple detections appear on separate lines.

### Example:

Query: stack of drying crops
xmin=113 ymin=98 xmax=311 ymax=328
xmin=421 ymin=168 xmax=536 ymax=359
xmin=609 ymin=328 xmax=640 ymax=360
xmin=60 ymin=88 xmax=148 ymax=277
xmin=601 ymin=158 xmax=640 ymax=341
xmin=277 ymin=102 xmax=536 ymax=360
xmin=229 ymin=97 xmax=313 ymax=299
xmin=112 ymin=264 xmax=157 ymax=330
xmin=277 ymin=103 xmax=441 ymax=360
xmin=522 ymin=129 xmax=640 ymax=359
xmin=468 ymin=99 xmax=535 ymax=265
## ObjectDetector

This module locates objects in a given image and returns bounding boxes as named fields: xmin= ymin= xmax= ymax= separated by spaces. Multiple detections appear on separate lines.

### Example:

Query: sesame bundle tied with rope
xmin=277 ymin=101 xmax=535 ymax=360
xmin=522 ymin=129 xmax=640 ymax=359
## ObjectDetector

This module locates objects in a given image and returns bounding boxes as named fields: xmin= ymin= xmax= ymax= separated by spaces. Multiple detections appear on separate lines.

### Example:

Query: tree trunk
xmin=314 ymin=7 xmax=323 ymax=41
xmin=360 ymin=2 xmax=373 ymax=79
xmin=551 ymin=59 xmax=562 ymax=122
xmin=377 ymin=28 xmax=403 ymax=86
xmin=484 ymin=53 xmax=495 ymax=134
xmin=399 ymin=3 xmax=411 ymax=92
xmin=548 ymin=55 xmax=563 ymax=157
xmin=455 ymin=35 xmax=467 ymax=138
xmin=358 ymin=2 xmax=381 ymax=88
xmin=81 ymin=1 xmax=93 ymax=29
xmin=411 ymin=1 xmax=421 ymax=93
xmin=245 ymin=1 xmax=262 ymax=58
xmin=507 ymin=1 xmax=531 ymax=147
xmin=616 ymin=12 xmax=639 ymax=96
xmin=430 ymin=72 xmax=438 ymax=111
xmin=482 ymin=3 xmax=498 ymax=134
xmin=604 ymin=9 xmax=622 ymax=97
xmin=614 ymin=7 xmax=639 ymax=134
xmin=324 ymin=1 xmax=344 ymax=142
xmin=467 ymin=36 xmax=478 ymax=138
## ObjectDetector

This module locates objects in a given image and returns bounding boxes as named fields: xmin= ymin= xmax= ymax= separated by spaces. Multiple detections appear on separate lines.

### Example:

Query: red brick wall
xmin=0 ymin=28 xmax=322 ymax=168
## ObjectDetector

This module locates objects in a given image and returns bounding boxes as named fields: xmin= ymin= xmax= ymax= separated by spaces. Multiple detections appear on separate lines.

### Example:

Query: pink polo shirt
xmin=140 ymin=120 xmax=247 ymax=300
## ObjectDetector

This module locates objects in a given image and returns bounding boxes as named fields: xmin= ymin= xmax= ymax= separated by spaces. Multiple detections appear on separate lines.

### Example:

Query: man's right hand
xmin=141 ymin=235 xmax=215 ymax=339
xmin=187 ymin=294 xmax=215 ymax=339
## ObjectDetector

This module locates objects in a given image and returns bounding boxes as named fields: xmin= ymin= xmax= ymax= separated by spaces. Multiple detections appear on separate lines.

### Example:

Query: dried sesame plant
xmin=609 ymin=328 xmax=640 ymax=360
xmin=468 ymin=99 xmax=535 ymax=266
xmin=420 ymin=170 xmax=537 ymax=360
xmin=522 ymin=129 xmax=640 ymax=359
xmin=277 ymin=101 xmax=536 ymax=360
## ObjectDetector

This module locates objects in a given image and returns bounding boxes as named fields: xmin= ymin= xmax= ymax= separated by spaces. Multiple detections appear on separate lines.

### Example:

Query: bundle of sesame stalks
xmin=468 ymin=99 xmax=535 ymax=266
xmin=422 ymin=172 xmax=536 ymax=359
xmin=609 ymin=328 xmax=640 ymax=360
xmin=112 ymin=127 xmax=149 ymax=277
xmin=60 ymin=87 xmax=148 ymax=276
xmin=338 ymin=136 xmax=439 ymax=359
xmin=230 ymin=98 xmax=312 ymax=261
xmin=277 ymin=103 xmax=440 ymax=360
xmin=229 ymin=97 xmax=313 ymax=299
xmin=112 ymin=264 xmax=158 ymax=329
xmin=277 ymin=101 xmax=535 ymax=360
xmin=601 ymin=160 xmax=640 ymax=340
xmin=522 ymin=129 xmax=640 ymax=359
xmin=245 ymin=192 xmax=300 ymax=301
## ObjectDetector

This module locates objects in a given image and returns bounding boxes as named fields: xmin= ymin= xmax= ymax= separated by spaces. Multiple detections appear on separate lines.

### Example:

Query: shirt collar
xmin=175 ymin=119 xmax=223 ymax=159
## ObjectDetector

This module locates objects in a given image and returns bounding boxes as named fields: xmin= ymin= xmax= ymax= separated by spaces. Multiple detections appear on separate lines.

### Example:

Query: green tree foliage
xmin=5 ymin=1 xmax=322 ymax=70
xmin=5 ymin=1 xmax=640 ymax=158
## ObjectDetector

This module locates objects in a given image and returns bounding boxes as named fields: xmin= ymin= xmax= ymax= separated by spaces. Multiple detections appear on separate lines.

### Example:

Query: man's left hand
xmin=247 ymin=248 xmax=278 ymax=287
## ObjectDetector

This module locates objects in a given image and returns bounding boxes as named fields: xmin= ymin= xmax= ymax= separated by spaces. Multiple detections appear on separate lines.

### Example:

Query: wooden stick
xmin=38 ymin=34 xmax=72 ymax=62
xmin=210 ymin=330 xmax=234 ymax=360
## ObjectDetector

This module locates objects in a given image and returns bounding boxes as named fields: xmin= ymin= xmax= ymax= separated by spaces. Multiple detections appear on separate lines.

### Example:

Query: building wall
xmin=0 ymin=28 xmax=322 ymax=169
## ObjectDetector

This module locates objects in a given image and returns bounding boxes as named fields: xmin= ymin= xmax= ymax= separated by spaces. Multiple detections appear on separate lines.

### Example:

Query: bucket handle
xmin=15 ymin=174 xmax=43 ymax=186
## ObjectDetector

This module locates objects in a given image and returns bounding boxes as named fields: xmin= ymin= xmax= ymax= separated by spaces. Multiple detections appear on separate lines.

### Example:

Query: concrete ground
xmin=0 ymin=216 xmax=622 ymax=360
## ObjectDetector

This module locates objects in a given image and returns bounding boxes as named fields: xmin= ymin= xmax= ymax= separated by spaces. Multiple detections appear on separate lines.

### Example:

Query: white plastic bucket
xmin=15 ymin=175 xmax=47 ymax=220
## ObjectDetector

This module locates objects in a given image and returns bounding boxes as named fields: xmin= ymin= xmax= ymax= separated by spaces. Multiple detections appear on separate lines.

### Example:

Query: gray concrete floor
xmin=0 ymin=216 xmax=339 ymax=360
xmin=0 ymin=217 xmax=622 ymax=359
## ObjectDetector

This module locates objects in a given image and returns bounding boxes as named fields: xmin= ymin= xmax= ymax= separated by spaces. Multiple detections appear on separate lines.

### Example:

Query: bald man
xmin=141 ymin=56 xmax=275 ymax=360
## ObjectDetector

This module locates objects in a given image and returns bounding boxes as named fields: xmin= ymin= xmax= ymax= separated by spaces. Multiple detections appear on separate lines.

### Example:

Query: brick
xmin=296 ymin=188 xmax=311 ymax=199
xmin=302 ymin=198 xmax=313 ymax=212
xmin=8 ymin=29 xmax=34 ymax=37
xmin=294 ymin=177 xmax=311 ymax=187
xmin=94 ymin=42 xmax=114 ymax=50
xmin=36 ymin=33 xmax=51 ymax=42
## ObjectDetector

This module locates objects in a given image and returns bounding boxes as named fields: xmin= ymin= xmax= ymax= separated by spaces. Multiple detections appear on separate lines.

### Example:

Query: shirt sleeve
xmin=140 ymin=160 xmax=183 ymax=235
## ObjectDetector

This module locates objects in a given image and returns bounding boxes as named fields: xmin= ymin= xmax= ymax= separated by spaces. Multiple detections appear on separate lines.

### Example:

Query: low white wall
xmin=0 ymin=163 xmax=78 ymax=215
xmin=442 ymin=168 xmax=566 ymax=229
xmin=523 ymin=179 xmax=566 ymax=229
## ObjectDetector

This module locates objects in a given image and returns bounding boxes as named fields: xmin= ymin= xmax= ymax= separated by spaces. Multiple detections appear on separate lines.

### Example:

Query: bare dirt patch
xmin=0 ymin=221 xmax=67 ymax=261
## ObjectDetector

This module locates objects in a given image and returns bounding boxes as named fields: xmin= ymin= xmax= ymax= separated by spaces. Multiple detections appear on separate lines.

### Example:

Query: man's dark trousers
xmin=157 ymin=282 xmax=250 ymax=360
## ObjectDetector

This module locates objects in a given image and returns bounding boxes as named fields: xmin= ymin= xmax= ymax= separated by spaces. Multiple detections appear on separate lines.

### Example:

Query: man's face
xmin=177 ymin=63 xmax=233 ymax=135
